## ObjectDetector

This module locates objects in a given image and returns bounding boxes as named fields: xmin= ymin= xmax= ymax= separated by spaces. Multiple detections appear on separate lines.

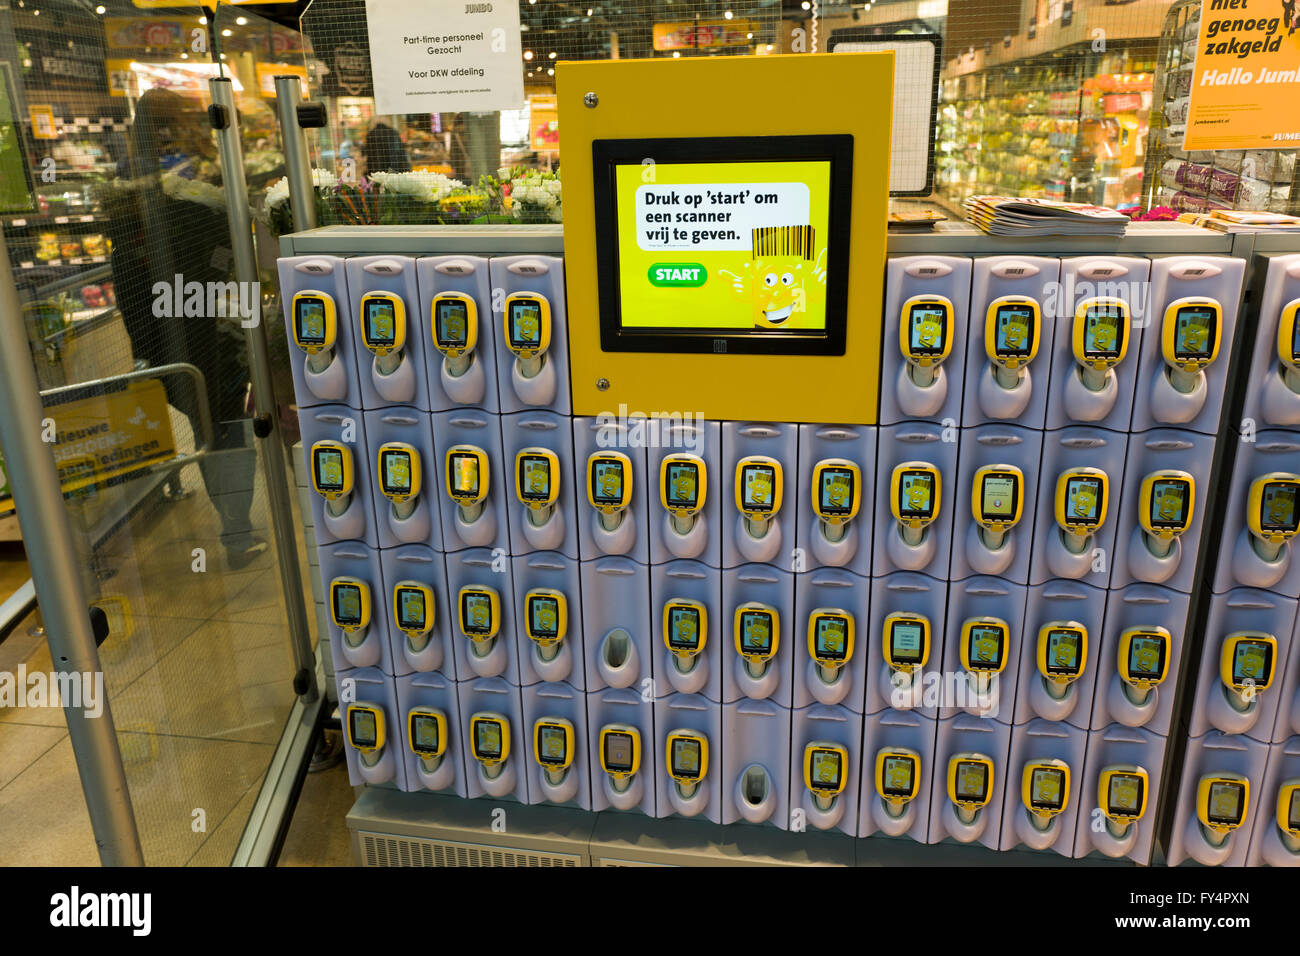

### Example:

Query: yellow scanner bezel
xmin=890 ymin=461 xmax=941 ymax=531
xmin=899 ymin=293 xmax=954 ymax=369
xmin=587 ymin=451 xmax=633 ymax=515
xmin=599 ymin=723 xmax=642 ymax=781
xmin=808 ymin=607 xmax=855 ymax=668
xmin=735 ymin=455 xmax=783 ymax=522
xmin=947 ymin=752 xmax=995 ymax=811
xmin=358 ymin=290 xmax=407 ymax=356
xmin=1117 ymin=626 xmax=1171 ymax=690
xmin=445 ymin=444 xmax=490 ymax=507
xmin=330 ymin=576 xmax=371 ymax=634
xmin=804 ymin=741 xmax=850 ymax=798
xmin=458 ymin=585 xmax=501 ymax=643
xmin=1036 ymin=621 xmax=1088 ymax=685
xmin=533 ymin=716 xmax=575 ymax=772
xmin=734 ymin=602 xmax=780 ymax=665
xmin=811 ymin=458 xmax=862 ymax=526
xmin=470 ymin=711 xmax=511 ymax=768
xmin=1022 ymin=759 xmax=1071 ymax=820
xmin=660 ymin=453 xmax=707 ymax=518
xmin=985 ymin=294 xmax=1042 ymax=371
xmin=664 ymin=598 xmax=707 ymax=659
xmin=1161 ymin=296 xmax=1222 ymax=375
xmin=1246 ymin=472 xmax=1300 ymax=545
xmin=377 ymin=441 xmax=421 ymax=504
xmin=346 ymin=703 xmax=386 ymax=754
xmin=882 ymin=611 xmax=930 ymax=674
xmin=311 ymin=440 xmax=354 ymax=502
xmin=960 ymin=616 xmax=1010 ymax=675
xmin=407 ymin=707 xmax=448 ymax=760
xmin=1275 ymin=298 xmax=1300 ymax=374
xmin=291 ymin=290 xmax=337 ymax=355
xmin=393 ymin=580 xmax=435 ymax=637
xmin=1072 ymin=296 xmax=1131 ymax=372
xmin=516 ymin=447 xmax=561 ymax=512
xmin=666 ymin=729 xmax=708 ymax=784
xmin=971 ymin=464 xmax=1024 ymax=535
xmin=523 ymin=587 xmax=568 ymax=648
xmin=503 ymin=291 xmax=552 ymax=359
xmin=875 ymin=747 xmax=921 ymax=804
xmin=1197 ymin=772 xmax=1250 ymax=834
xmin=1054 ymin=467 xmax=1109 ymax=537
xmin=1219 ymin=631 xmax=1277 ymax=694
xmin=1138 ymin=470 xmax=1195 ymax=540
xmin=1098 ymin=764 xmax=1149 ymax=825
xmin=430 ymin=290 xmax=479 ymax=358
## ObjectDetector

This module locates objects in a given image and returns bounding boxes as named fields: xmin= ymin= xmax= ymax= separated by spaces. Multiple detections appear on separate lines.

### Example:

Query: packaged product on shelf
xmin=79 ymin=285 xmax=106 ymax=308
xmin=35 ymin=233 xmax=60 ymax=261
xmin=82 ymin=234 xmax=107 ymax=257
xmin=59 ymin=239 xmax=82 ymax=259
xmin=1165 ymin=95 xmax=1191 ymax=125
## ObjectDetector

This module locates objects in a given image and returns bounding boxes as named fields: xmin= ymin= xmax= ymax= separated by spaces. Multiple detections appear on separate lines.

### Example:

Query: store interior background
xmin=0 ymin=0 xmax=1294 ymax=866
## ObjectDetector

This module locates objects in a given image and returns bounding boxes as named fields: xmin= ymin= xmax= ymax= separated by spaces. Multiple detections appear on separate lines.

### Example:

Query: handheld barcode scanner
xmin=666 ymin=729 xmax=708 ymax=799
xmin=1276 ymin=779 xmax=1300 ymax=846
xmin=808 ymin=608 xmax=854 ymax=685
xmin=445 ymin=445 xmax=490 ymax=524
xmin=1097 ymin=765 xmax=1149 ymax=838
xmin=1161 ymin=297 xmax=1222 ymax=394
xmin=960 ymin=616 xmax=1009 ymax=699
xmin=1246 ymin=472 xmax=1300 ymax=563
xmin=890 ymin=461 xmax=941 ymax=548
xmin=588 ymin=451 xmax=633 ymax=532
xmin=899 ymin=294 xmax=954 ymax=388
xmin=458 ymin=585 xmax=501 ymax=658
xmin=430 ymin=290 xmax=479 ymax=377
xmin=599 ymin=724 xmax=642 ymax=792
xmin=811 ymin=459 xmax=861 ymax=544
xmin=734 ymin=603 xmax=779 ymax=680
xmin=1117 ymin=626 xmax=1170 ymax=707
xmin=504 ymin=292 xmax=552 ymax=379
xmin=735 ymin=455 xmax=783 ymax=540
xmin=470 ymin=712 xmax=511 ymax=779
xmin=1138 ymin=470 xmax=1195 ymax=559
xmin=330 ymin=577 xmax=371 ymax=649
xmin=359 ymin=291 xmax=408 ymax=376
xmin=1054 ymin=467 xmax=1109 ymax=555
xmin=515 ymin=448 xmax=561 ymax=528
xmin=1036 ymin=621 xmax=1087 ymax=701
xmin=1072 ymin=297 xmax=1130 ymax=392
xmin=533 ymin=717 xmax=575 ymax=786
xmin=1196 ymin=772 xmax=1250 ymax=844
xmin=524 ymin=588 xmax=568 ymax=663
xmin=664 ymin=599 xmax=707 ymax=675
xmin=377 ymin=442 xmax=421 ymax=520
xmin=875 ymin=747 xmax=921 ymax=818
xmin=1219 ymin=631 xmax=1277 ymax=712
xmin=661 ymin=453 xmax=707 ymax=536
xmin=985 ymin=295 xmax=1042 ymax=389
xmin=291 ymin=291 xmax=337 ymax=374
xmin=310 ymin=440 xmax=354 ymax=518
xmin=804 ymin=742 xmax=849 ymax=812
xmin=1022 ymin=759 xmax=1071 ymax=829
xmin=947 ymin=753 xmax=995 ymax=825
xmin=882 ymin=611 xmax=930 ymax=689
xmin=971 ymin=464 xmax=1024 ymax=551
xmin=346 ymin=702 xmax=386 ymax=767
xmin=1275 ymin=299 xmax=1300 ymax=392
xmin=407 ymin=707 xmax=448 ymax=773
xmin=393 ymin=581 xmax=435 ymax=653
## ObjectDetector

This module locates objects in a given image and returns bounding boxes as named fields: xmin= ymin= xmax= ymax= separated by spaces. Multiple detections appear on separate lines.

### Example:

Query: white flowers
xmin=265 ymin=168 xmax=338 ymax=209
xmin=508 ymin=170 xmax=562 ymax=221
xmin=369 ymin=170 xmax=466 ymax=202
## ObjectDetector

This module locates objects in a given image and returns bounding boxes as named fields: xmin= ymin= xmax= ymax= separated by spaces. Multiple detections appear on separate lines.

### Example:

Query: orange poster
xmin=1183 ymin=0 xmax=1300 ymax=150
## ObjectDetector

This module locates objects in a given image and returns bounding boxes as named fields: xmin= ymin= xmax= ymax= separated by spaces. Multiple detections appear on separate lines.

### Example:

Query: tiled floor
xmin=0 ymin=452 xmax=351 ymax=867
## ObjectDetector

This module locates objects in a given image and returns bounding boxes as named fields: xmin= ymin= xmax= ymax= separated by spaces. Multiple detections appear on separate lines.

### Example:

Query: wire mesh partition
xmin=0 ymin=0 xmax=306 ymax=866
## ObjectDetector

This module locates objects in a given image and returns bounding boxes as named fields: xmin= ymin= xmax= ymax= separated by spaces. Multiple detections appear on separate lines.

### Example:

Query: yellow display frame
xmin=556 ymin=53 xmax=894 ymax=423
xmin=430 ymin=290 xmax=479 ymax=358
xmin=377 ymin=441 xmax=421 ymax=504
xmin=358 ymin=290 xmax=407 ymax=357
xmin=533 ymin=717 xmax=576 ymax=772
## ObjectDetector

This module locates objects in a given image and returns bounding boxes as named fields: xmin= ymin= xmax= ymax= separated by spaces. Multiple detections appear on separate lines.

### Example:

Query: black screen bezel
xmin=592 ymin=134 xmax=854 ymax=356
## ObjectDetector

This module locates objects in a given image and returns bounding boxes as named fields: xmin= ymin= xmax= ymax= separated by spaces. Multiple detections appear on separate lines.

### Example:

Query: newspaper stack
xmin=963 ymin=195 xmax=1130 ymax=237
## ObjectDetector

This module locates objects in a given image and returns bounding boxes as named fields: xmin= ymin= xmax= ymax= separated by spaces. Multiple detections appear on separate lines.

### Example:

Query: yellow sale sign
xmin=1183 ymin=0 xmax=1300 ymax=150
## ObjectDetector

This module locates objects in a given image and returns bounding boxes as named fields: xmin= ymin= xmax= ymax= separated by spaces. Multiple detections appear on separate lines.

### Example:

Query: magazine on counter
xmin=963 ymin=195 xmax=1130 ymax=237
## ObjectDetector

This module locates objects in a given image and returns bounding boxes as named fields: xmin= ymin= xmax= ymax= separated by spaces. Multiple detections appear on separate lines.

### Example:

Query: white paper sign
xmin=364 ymin=0 xmax=524 ymax=115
